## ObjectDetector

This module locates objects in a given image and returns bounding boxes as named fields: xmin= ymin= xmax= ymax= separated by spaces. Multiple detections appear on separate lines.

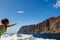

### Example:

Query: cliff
xmin=18 ymin=16 xmax=60 ymax=34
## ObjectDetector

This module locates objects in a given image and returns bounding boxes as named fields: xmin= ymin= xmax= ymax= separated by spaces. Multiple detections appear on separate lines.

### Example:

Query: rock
xmin=18 ymin=16 xmax=60 ymax=34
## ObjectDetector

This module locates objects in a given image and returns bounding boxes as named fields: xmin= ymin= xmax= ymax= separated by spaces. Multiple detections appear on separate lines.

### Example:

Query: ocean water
xmin=0 ymin=34 xmax=56 ymax=40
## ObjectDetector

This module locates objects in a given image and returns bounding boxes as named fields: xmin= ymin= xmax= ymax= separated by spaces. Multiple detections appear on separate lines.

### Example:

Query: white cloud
xmin=17 ymin=10 xmax=24 ymax=14
xmin=53 ymin=0 xmax=60 ymax=8
xmin=32 ymin=20 xmax=34 ymax=23
xmin=40 ymin=8 xmax=43 ymax=10
xmin=44 ymin=0 xmax=48 ymax=2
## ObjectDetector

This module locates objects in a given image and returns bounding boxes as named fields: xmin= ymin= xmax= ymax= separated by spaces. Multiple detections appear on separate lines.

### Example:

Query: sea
xmin=0 ymin=33 xmax=58 ymax=40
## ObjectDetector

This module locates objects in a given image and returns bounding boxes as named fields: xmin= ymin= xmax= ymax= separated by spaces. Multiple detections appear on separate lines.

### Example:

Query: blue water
xmin=33 ymin=33 xmax=60 ymax=40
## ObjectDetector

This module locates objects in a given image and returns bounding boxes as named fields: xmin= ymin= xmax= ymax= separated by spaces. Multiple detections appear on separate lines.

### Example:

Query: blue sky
xmin=0 ymin=0 xmax=60 ymax=33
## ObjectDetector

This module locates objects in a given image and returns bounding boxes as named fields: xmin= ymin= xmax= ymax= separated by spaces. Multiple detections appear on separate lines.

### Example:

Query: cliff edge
xmin=18 ymin=16 xmax=60 ymax=34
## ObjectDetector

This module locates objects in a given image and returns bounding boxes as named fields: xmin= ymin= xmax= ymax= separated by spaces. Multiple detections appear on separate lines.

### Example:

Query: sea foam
xmin=0 ymin=34 xmax=56 ymax=40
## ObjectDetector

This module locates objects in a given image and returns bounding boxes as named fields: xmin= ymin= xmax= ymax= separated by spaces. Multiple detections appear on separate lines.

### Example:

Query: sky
xmin=0 ymin=0 xmax=60 ymax=33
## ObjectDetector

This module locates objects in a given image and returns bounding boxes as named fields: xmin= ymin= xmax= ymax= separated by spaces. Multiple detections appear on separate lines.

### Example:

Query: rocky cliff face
xmin=18 ymin=16 xmax=60 ymax=34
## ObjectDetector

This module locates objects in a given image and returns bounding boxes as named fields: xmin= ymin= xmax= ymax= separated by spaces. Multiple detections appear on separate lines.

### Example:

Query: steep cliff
xmin=18 ymin=16 xmax=60 ymax=34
